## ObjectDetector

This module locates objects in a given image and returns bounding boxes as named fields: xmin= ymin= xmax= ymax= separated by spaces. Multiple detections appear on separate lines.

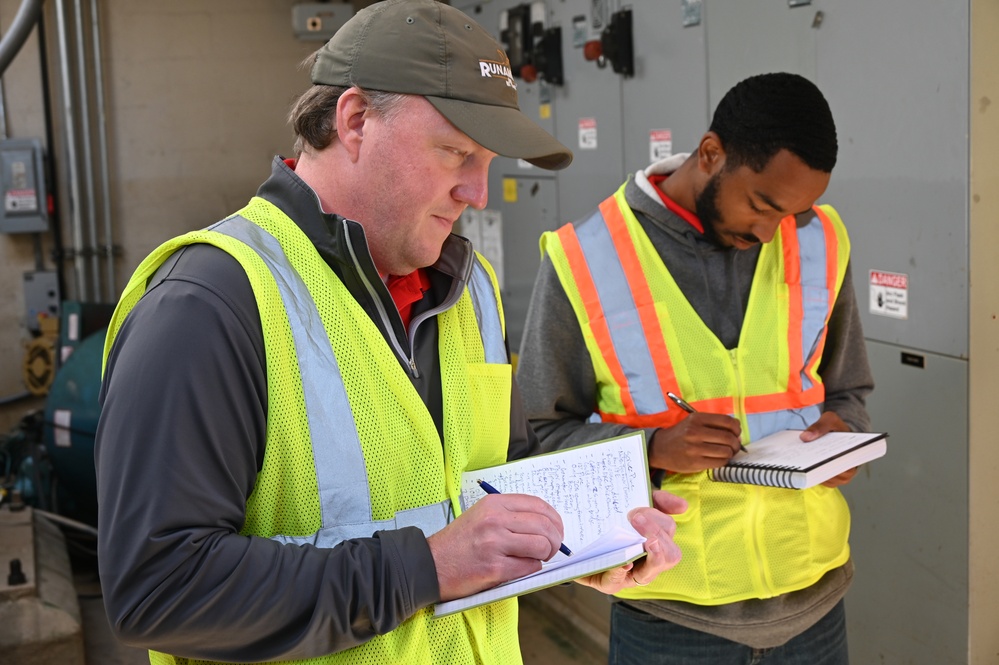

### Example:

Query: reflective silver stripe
xmin=212 ymin=215 xmax=451 ymax=544
xmin=794 ymin=213 xmax=831 ymax=392
xmin=271 ymin=499 xmax=452 ymax=545
xmin=575 ymin=211 xmax=668 ymax=414
xmin=746 ymin=406 xmax=822 ymax=441
xmin=467 ymin=257 xmax=507 ymax=364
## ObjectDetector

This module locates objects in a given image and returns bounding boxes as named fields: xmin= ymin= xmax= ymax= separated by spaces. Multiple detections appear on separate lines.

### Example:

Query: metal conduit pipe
xmin=90 ymin=0 xmax=113 ymax=302
xmin=0 ymin=0 xmax=45 ymax=75
xmin=72 ymin=0 xmax=100 ymax=300
xmin=54 ymin=0 xmax=88 ymax=301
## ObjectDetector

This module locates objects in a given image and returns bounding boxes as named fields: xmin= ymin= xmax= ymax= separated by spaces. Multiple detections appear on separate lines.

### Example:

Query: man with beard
xmin=516 ymin=72 xmax=873 ymax=664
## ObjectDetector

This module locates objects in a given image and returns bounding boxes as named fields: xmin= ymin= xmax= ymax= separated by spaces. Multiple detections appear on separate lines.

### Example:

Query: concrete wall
xmin=0 ymin=0 xmax=317 ymax=431
xmin=0 ymin=1 xmax=51 ymax=430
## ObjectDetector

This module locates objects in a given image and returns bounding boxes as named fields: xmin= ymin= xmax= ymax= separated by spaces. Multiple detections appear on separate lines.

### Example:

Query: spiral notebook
xmin=710 ymin=430 xmax=888 ymax=490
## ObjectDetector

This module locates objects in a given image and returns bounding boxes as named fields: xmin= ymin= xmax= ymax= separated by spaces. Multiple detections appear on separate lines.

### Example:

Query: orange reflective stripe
xmin=744 ymin=384 xmax=825 ymax=412
xmin=599 ymin=410 xmax=685 ymax=429
xmin=780 ymin=215 xmax=803 ymax=394
xmin=689 ymin=396 xmax=735 ymax=415
xmin=600 ymin=196 xmax=679 ymax=400
xmin=557 ymin=224 xmax=638 ymax=416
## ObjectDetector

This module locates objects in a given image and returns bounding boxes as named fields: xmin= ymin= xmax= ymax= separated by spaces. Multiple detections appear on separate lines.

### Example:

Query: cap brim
xmin=426 ymin=96 xmax=573 ymax=171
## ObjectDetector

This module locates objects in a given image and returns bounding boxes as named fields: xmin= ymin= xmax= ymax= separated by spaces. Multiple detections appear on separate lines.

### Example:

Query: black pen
xmin=476 ymin=479 xmax=573 ymax=557
xmin=666 ymin=391 xmax=748 ymax=453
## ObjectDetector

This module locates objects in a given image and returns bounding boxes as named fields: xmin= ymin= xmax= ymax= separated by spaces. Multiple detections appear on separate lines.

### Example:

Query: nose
xmin=452 ymin=159 xmax=492 ymax=210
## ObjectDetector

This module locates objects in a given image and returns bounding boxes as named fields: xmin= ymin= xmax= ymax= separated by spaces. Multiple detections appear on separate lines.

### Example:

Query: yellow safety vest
xmin=103 ymin=197 xmax=520 ymax=664
xmin=541 ymin=184 xmax=853 ymax=605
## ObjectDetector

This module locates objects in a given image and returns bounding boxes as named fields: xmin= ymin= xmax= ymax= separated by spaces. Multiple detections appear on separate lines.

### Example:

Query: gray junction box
xmin=0 ymin=138 xmax=48 ymax=234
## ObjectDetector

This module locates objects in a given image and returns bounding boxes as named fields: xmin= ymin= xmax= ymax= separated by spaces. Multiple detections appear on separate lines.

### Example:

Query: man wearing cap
xmin=94 ymin=1 xmax=684 ymax=664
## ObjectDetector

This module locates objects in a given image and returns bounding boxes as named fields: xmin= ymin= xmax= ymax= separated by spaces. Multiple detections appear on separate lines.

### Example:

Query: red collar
xmin=647 ymin=174 xmax=704 ymax=234
xmin=386 ymin=269 xmax=431 ymax=329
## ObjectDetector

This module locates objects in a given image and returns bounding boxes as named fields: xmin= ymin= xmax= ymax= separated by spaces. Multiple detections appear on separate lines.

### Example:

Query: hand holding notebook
xmin=434 ymin=432 xmax=657 ymax=617
xmin=710 ymin=430 xmax=888 ymax=489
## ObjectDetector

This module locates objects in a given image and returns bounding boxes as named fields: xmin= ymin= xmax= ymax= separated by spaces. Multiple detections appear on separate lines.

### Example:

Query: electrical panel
xmin=0 ymin=138 xmax=48 ymax=234
xmin=292 ymin=2 xmax=355 ymax=41
xmin=23 ymin=271 xmax=60 ymax=334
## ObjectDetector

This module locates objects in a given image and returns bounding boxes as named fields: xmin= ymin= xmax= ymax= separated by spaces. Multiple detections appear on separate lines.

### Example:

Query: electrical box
xmin=0 ymin=138 xmax=48 ymax=234
xmin=23 ymin=271 xmax=60 ymax=334
xmin=292 ymin=3 xmax=355 ymax=41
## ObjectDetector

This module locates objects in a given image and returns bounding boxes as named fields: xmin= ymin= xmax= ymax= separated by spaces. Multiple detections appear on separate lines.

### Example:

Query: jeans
xmin=608 ymin=599 xmax=849 ymax=665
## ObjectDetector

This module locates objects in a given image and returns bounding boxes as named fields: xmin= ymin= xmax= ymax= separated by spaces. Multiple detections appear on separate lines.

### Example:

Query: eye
xmin=748 ymin=197 xmax=778 ymax=216
xmin=443 ymin=146 xmax=469 ymax=162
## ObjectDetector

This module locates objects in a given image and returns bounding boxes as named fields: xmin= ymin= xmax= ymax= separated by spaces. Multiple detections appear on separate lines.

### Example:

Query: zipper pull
xmin=409 ymin=357 xmax=420 ymax=378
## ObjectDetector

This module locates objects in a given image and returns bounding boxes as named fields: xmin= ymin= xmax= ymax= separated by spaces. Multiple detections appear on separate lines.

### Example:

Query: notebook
xmin=433 ymin=432 xmax=651 ymax=618
xmin=710 ymin=430 xmax=888 ymax=490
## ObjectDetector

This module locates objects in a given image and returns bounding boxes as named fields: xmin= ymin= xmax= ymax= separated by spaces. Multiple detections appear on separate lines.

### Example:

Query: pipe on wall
xmin=89 ymin=0 xmax=113 ymax=301
xmin=54 ymin=0 xmax=88 ymax=301
xmin=0 ymin=0 xmax=45 ymax=75
xmin=71 ymin=0 xmax=100 ymax=299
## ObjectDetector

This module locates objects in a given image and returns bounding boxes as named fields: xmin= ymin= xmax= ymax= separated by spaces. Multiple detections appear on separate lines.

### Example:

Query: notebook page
xmin=734 ymin=430 xmax=880 ymax=470
xmin=458 ymin=432 xmax=649 ymax=551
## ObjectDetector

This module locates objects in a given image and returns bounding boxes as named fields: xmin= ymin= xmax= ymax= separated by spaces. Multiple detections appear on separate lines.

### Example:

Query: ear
xmin=335 ymin=87 xmax=368 ymax=163
xmin=696 ymin=131 xmax=726 ymax=176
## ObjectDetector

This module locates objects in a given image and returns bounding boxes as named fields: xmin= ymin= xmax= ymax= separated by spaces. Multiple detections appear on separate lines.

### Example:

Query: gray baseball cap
xmin=311 ymin=0 xmax=573 ymax=170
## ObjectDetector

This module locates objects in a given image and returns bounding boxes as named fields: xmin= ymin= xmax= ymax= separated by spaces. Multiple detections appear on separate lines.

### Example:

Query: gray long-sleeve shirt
xmin=516 ymin=158 xmax=874 ymax=648
xmin=95 ymin=158 xmax=540 ymax=662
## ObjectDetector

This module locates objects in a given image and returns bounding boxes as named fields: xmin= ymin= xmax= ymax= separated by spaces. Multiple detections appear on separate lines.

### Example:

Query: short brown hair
xmin=288 ymin=80 xmax=408 ymax=156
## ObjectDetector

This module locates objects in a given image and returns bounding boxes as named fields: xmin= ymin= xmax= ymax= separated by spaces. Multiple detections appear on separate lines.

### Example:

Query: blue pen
xmin=476 ymin=479 xmax=573 ymax=557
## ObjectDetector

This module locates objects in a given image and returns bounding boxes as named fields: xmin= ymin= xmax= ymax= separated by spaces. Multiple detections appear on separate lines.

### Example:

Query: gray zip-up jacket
xmin=95 ymin=157 xmax=540 ymax=662
xmin=517 ymin=155 xmax=874 ymax=648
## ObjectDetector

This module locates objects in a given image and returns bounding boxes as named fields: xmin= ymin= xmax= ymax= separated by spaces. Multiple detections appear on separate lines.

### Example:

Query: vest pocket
xmin=463 ymin=362 xmax=512 ymax=470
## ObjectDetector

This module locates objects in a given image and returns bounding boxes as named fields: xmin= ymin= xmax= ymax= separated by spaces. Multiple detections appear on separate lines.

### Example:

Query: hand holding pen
xmin=667 ymin=392 xmax=748 ymax=453
xmin=646 ymin=392 xmax=745 ymax=473
xmin=425 ymin=482 xmax=569 ymax=602
xmin=478 ymin=479 xmax=572 ymax=556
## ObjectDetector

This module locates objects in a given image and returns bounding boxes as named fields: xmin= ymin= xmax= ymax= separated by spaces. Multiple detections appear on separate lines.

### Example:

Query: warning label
xmin=578 ymin=117 xmax=597 ymax=150
xmin=4 ymin=188 xmax=37 ymax=213
xmin=869 ymin=269 xmax=908 ymax=319
xmin=649 ymin=129 xmax=672 ymax=163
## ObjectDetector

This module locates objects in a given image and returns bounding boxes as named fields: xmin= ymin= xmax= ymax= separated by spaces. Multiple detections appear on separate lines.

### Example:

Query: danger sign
xmin=869 ymin=270 xmax=908 ymax=319
xmin=578 ymin=117 xmax=597 ymax=150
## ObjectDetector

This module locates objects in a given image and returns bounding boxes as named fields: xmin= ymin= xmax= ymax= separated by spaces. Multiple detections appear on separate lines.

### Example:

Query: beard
xmin=693 ymin=172 xmax=725 ymax=247
xmin=693 ymin=171 xmax=761 ymax=249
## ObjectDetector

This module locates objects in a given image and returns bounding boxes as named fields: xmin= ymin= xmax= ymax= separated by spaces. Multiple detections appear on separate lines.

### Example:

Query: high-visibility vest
xmin=103 ymin=196 xmax=520 ymax=664
xmin=541 ymin=184 xmax=853 ymax=604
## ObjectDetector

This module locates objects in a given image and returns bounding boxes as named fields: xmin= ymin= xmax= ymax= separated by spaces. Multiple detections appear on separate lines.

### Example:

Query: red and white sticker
xmin=578 ymin=117 xmax=597 ymax=150
xmin=869 ymin=270 xmax=908 ymax=319
xmin=649 ymin=129 xmax=672 ymax=163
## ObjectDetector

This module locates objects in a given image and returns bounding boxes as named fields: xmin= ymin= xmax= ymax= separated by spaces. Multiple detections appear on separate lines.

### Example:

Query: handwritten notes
xmin=434 ymin=432 xmax=652 ymax=617
xmin=458 ymin=432 xmax=649 ymax=552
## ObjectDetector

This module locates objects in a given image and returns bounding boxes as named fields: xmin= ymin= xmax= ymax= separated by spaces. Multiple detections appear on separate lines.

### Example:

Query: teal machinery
xmin=3 ymin=302 xmax=113 ymax=527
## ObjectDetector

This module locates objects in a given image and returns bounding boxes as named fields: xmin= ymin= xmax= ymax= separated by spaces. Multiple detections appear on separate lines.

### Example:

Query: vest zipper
xmin=344 ymin=224 xmax=420 ymax=378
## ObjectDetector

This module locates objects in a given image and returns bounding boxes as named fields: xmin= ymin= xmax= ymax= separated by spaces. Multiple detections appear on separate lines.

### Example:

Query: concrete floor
xmin=519 ymin=592 xmax=606 ymax=665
